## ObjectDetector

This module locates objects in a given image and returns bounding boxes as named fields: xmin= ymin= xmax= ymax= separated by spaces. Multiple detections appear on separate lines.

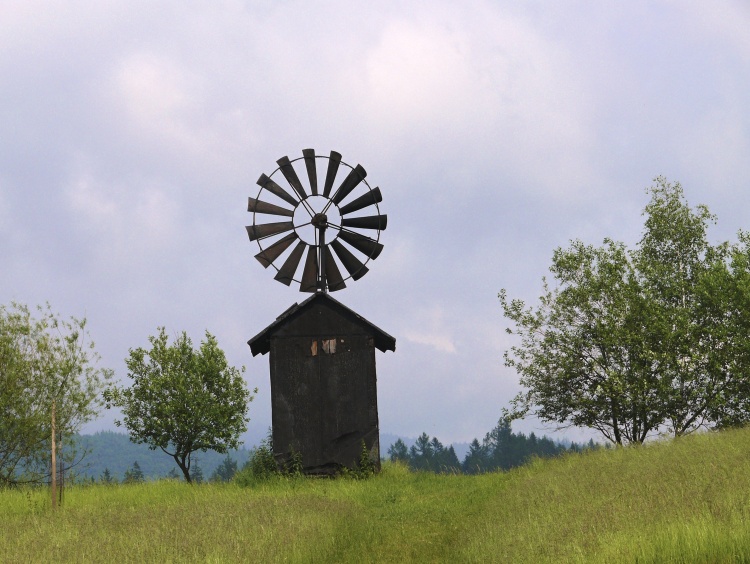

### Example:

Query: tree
xmin=100 ymin=468 xmax=114 ymax=484
xmin=210 ymin=455 xmax=238 ymax=482
xmin=123 ymin=461 xmax=144 ymax=483
xmin=435 ymin=445 xmax=461 ymax=473
xmin=635 ymin=179 xmax=729 ymax=436
xmin=500 ymin=238 xmax=661 ymax=444
xmin=704 ymin=233 xmax=750 ymax=428
xmin=501 ymin=178 xmax=750 ymax=444
xmin=192 ymin=464 xmax=204 ymax=484
xmin=408 ymin=433 xmax=435 ymax=471
xmin=0 ymin=302 xmax=112 ymax=486
xmin=398 ymin=433 xmax=461 ymax=474
xmin=387 ymin=439 xmax=409 ymax=463
xmin=104 ymin=328 xmax=255 ymax=484
xmin=462 ymin=439 xmax=488 ymax=474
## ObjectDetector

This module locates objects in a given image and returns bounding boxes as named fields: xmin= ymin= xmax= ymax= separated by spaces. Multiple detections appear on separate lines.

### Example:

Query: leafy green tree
xmin=705 ymin=234 xmax=750 ymax=428
xmin=123 ymin=461 xmax=144 ymax=483
xmin=500 ymin=237 xmax=659 ymax=445
xmin=501 ymin=178 xmax=749 ymax=444
xmin=210 ymin=455 xmax=238 ymax=482
xmin=0 ymin=302 xmax=112 ymax=486
xmin=634 ymin=179 xmax=730 ymax=436
xmin=165 ymin=468 xmax=180 ymax=480
xmin=104 ymin=328 xmax=255 ymax=484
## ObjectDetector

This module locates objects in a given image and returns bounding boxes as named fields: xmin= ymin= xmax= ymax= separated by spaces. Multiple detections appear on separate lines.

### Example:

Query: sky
xmin=2 ymin=1 xmax=750 ymax=447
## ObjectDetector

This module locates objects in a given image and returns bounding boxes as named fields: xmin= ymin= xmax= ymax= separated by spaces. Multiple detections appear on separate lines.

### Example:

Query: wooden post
xmin=51 ymin=400 xmax=56 ymax=511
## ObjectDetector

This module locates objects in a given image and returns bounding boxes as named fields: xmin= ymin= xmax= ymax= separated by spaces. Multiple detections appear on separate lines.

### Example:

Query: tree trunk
xmin=610 ymin=398 xmax=622 ymax=445
xmin=174 ymin=454 xmax=192 ymax=484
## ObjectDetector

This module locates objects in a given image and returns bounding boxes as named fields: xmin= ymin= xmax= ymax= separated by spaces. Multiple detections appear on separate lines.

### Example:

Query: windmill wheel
xmin=247 ymin=149 xmax=386 ymax=293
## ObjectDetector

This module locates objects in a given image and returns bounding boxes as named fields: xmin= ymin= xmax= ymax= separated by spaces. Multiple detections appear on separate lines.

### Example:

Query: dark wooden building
xmin=248 ymin=293 xmax=396 ymax=475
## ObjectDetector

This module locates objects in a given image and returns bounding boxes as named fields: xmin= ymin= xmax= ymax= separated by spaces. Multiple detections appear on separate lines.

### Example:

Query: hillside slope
xmin=463 ymin=427 xmax=750 ymax=562
xmin=4 ymin=427 xmax=750 ymax=562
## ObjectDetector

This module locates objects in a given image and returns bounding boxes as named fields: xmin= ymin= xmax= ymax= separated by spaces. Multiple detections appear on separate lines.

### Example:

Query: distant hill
xmin=71 ymin=431 xmax=252 ymax=482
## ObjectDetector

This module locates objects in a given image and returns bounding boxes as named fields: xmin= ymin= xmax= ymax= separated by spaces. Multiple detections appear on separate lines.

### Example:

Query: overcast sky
xmin=2 ymin=1 xmax=750 ymax=446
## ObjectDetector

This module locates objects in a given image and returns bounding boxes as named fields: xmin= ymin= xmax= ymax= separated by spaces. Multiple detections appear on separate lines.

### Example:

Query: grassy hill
xmin=4 ymin=427 xmax=750 ymax=562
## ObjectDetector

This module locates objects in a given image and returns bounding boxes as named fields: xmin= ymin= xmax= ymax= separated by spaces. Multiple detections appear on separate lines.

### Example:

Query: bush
xmin=235 ymin=436 xmax=279 ymax=486
xmin=338 ymin=441 xmax=377 ymax=480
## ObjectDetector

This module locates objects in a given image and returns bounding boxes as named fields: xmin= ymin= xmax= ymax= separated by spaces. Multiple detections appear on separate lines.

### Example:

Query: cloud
xmin=685 ymin=0 xmax=750 ymax=62
xmin=111 ymin=53 xmax=198 ymax=138
xmin=356 ymin=5 xmax=596 ymax=201
xmin=402 ymin=306 xmax=457 ymax=354
xmin=67 ymin=173 xmax=118 ymax=225
xmin=403 ymin=332 xmax=457 ymax=354
xmin=62 ymin=161 xmax=184 ymax=287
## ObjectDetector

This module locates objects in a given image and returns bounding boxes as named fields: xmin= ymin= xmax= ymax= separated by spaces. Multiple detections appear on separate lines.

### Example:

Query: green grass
xmin=3 ymin=428 xmax=750 ymax=562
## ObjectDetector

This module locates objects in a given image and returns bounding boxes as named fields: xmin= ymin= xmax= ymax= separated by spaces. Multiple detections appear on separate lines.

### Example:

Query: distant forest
xmin=67 ymin=421 xmax=598 ymax=484
xmin=387 ymin=420 xmax=601 ymax=474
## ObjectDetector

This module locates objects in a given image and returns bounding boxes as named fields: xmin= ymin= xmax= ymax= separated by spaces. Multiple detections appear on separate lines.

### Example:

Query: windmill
xmin=247 ymin=150 xmax=395 ymax=475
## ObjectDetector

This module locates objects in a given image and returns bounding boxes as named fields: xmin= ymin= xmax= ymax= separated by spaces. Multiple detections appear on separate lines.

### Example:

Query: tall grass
xmin=3 ymin=427 xmax=750 ymax=562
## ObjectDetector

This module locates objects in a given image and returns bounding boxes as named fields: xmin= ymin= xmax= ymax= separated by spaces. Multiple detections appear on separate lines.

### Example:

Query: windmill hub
xmin=291 ymin=195 xmax=341 ymax=245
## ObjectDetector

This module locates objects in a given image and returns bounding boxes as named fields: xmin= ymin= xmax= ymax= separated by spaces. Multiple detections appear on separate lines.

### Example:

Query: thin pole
xmin=59 ymin=456 xmax=64 ymax=506
xmin=51 ymin=400 xmax=56 ymax=510
xmin=319 ymin=225 xmax=326 ymax=292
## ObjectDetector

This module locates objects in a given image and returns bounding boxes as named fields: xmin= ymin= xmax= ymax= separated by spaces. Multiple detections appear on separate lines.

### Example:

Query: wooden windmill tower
xmin=246 ymin=150 xmax=395 ymax=475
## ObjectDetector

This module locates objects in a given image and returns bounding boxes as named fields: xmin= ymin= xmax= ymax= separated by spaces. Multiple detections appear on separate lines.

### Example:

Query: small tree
xmin=100 ymin=468 xmax=114 ymax=484
xmin=350 ymin=440 xmax=376 ymax=479
xmin=210 ymin=455 xmax=238 ymax=482
xmin=387 ymin=439 xmax=409 ymax=463
xmin=462 ymin=439 xmax=488 ymax=474
xmin=434 ymin=445 xmax=461 ymax=473
xmin=243 ymin=435 xmax=278 ymax=481
xmin=408 ymin=433 xmax=435 ymax=471
xmin=192 ymin=464 xmax=204 ymax=484
xmin=123 ymin=461 xmax=144 ymax=483
xmin=0 ymin=302 xmax=112 ymax=486
xmin=104 ymin=328 xmax=256 ymax=484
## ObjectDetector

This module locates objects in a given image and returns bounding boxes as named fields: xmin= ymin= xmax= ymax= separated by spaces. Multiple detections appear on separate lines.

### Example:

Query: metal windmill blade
xmin=247 ymin=149 xmax=387 ymax=292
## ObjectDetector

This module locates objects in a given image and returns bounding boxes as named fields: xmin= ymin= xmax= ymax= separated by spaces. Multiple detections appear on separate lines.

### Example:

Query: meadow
xmin=3 ymin=427 xmax=750 ymax=563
